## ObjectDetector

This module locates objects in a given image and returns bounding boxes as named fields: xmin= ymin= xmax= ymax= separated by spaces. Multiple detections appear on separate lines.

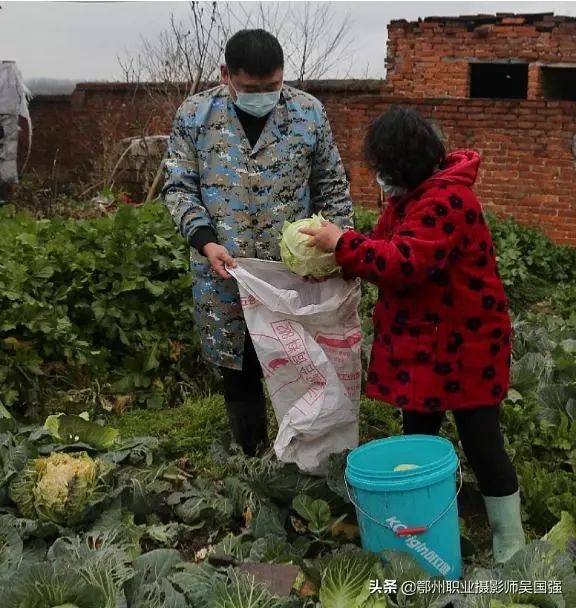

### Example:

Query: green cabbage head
xmin=280 ymin=214 xmax=340 ymax=279
xmin=8 ymin=452 xmax=112 ymax=526
xmin=542 ymin=511 xmax=576 ymax=553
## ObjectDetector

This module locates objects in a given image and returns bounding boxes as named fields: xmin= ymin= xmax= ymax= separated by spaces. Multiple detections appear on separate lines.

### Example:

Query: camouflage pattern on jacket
xmin=162 ymin=84 xmax=353 ymax=370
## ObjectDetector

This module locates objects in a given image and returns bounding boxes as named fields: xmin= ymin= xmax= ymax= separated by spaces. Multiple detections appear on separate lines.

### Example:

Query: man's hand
xmin=202 ymin=243 xmax=236 ymax=279
xmin=299 ymin=220 xmax=344 ymax=253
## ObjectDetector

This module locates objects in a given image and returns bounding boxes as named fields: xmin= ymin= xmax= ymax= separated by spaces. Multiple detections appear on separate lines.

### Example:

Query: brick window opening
xmin=542 ymin=66 xmax=576 ymax=101
xmin=469 ymin=63 xmax=528 ymax=99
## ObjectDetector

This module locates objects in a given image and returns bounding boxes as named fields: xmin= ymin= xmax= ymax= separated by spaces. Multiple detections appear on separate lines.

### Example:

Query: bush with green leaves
xmin=0 ymin=202 xmax=217 ymax=415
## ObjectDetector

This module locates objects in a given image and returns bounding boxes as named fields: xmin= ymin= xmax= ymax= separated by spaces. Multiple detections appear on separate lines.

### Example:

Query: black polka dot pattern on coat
xmin=465 ymin=210 xmax=477 ymax=224
xmin=482 ymin=365 xmax=496 ymax=380
xmin=422 ymin=215 xmax=437 ymax=227
xmin=466 ymin=318 xmax=482 ymax=331
xmin=424 ymin=397 xmax=442 ymax=409
xmin=396 ymin=243 xmax=411 ymax=258
xmin=434 ymin=204 xmax=449 ymax=217
xmin=476 ymin=256 xmax=488 ymax=268
xmin=397 ymin=371 xmax=411 ymax=383
xmin=429 ymin=268 xmax=450 ymax=286
xmin=376 ymin=256 xmax=386 ymax=271
xmin=425 ymin=312 xmax=441 ymax=323
xmin=449 ymin=248 xmax=461 ymax=262
xmin=434 ymin=362 xmax=453 ymax=375
xmin=449 ymin=195 xmax=463 ymax=209
xmin=350 ymin=237 xmax=365 ymax=250
xmin=400 ymin=261 xmax=414 ymax=276
xmin=444 ymin=380 xmax=461 ymax=393
xmin=468 ymin=278 xmax=484 ymax=291
xmin=443 ymin=222 xmax=455 ymax=235
xmin=395 ymin=310 xmax=410 ymax=324
xmin=435 ymin=248 xmax=446 ymax=261
xmin=490 ymin=343 xmax=501 ymax=355
xmin=364 ymin=248 xmax=375 ymax=263
xmin=482 ymin=295 xmax=496 ymax=310
xmin=447 ymin=332 xmax=464 ymax=353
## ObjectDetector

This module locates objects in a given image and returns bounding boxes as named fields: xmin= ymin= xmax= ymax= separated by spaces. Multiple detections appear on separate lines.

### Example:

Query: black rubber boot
xmin=224 ymin=392 xmax=268 ymax=457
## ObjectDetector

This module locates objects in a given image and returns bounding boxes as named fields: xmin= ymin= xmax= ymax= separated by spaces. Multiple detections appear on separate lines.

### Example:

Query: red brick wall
xmin=324 ymin=94 xmax=576 ymax=245
xmin=387 ymin=15 xmax=576 ymax=99
xmin=24 ymin=81 xmax=576 ymax=245
xmin=24 ymin=85 xmax=176 ymax=181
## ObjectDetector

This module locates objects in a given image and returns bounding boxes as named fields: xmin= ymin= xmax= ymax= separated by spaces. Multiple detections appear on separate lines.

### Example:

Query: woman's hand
xmin=299 ymin=220 xmax=344 ymax=253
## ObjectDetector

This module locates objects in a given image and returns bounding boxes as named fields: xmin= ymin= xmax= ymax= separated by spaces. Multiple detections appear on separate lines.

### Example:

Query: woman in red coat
xmin=301 ymin=106 xmax=525 ymax=564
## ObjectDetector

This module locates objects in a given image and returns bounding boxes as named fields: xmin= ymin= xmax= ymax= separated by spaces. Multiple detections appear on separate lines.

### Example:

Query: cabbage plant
xmin=280 ymin=214 xmax=340 ymax=279
xmin=8 ymin=452 xmax=113 ymax=526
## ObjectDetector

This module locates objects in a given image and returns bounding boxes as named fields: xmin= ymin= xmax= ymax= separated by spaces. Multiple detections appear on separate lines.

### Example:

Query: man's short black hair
xmin=364 ymin=106 xmax=446 ymax=191
xmin=225 ymin=29 xmax=284 ymax=77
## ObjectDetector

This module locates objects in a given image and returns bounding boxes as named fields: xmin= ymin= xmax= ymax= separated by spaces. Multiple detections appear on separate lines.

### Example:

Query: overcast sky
xmin=2 ymin=1 xmax=576 ymax=85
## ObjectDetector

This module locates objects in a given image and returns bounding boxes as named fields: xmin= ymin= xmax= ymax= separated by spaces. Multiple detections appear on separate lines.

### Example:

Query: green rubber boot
xmin=483 ymin=491 xmax=526 ymax=564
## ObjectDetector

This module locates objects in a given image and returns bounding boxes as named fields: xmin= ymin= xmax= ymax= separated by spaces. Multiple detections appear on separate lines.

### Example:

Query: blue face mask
xmin=229 ymin=80 xmax=282 ymax=118
xmin=376 ymin=173 xmax=407 ymax=198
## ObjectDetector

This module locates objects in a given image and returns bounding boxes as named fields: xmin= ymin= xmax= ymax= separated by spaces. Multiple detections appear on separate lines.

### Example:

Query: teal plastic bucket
xmin=345 ymin=435 xmax=462 ymax=580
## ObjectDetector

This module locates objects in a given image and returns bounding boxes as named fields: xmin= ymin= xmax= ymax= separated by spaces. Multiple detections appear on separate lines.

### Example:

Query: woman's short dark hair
xmin=364 ymin=106 xmax=446 ymax=190
xmin=225 ymin=29 xmax=284 ymax=77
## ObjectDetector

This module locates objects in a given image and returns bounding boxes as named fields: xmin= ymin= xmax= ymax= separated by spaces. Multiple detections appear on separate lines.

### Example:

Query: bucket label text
xmin=385 ymin=516 xmax=453 ymax=576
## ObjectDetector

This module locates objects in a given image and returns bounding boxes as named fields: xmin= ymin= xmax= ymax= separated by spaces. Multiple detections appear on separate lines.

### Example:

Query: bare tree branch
xmin=111 ymin=2 xmax=359 ymax=201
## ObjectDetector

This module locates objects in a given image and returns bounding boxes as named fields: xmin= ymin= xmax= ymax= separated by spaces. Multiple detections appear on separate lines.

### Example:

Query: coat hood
xmin=427 ymin=149 xmax=481 ymax=187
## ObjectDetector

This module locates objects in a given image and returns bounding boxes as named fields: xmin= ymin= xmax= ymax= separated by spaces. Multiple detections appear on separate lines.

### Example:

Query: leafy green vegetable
xmin=43 ymin=414 xmax=119 ymax=450
xmin=251 ymin=504 xmax=287 ymax=540
xmin=210 ymin=567 xmax=290 ymax=608
xmin=280 ymin=214 xmax=340 ymax=279
xmin=318 ymin=551 xmax=385 ymax=608
xmin=248 ymin=534 xmax=309 ymax=564
xmin=292 ymin=495 xmax=346 ymax=538
xmin=170 ymin=480 xmax=235 ymax=530
xmin=0 ymin=428 xmax=36 ymax=505
xmin=542 ymin=511 xmax=576 ymax=554
xmin=169 ymin=562 xmax=226 ymax=607
xmin=0 ymin=202 xmax=215 ymax=414
xmin=458 ymin=541 xmax=576 ymax=607
xmin=3 ymin=527 xmax=134 ymax=608
xmin=125 ymin=548 xmax=186 ymax=608
xmin=0 ymin=515 xmax=23 ymax=584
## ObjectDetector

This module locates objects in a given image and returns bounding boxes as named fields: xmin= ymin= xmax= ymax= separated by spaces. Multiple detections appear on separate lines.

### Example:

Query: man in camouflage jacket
xmin=162 ymin=29 xmax=353 ymax=455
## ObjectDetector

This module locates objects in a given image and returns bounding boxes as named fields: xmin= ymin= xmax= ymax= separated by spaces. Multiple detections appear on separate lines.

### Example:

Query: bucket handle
xmin=344 ymin=464 xmax=463 ymax=536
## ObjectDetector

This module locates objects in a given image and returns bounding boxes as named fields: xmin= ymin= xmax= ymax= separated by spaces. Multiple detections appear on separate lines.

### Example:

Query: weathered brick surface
xmin=387 ymin=14 xmax=576 ymax=100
